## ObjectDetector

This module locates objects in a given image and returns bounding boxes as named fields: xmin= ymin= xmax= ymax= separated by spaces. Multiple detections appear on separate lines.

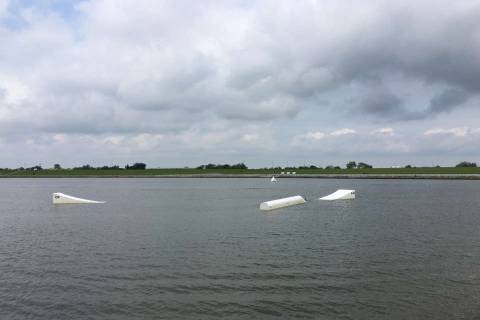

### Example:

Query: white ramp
xmin=270 ymin=176 xmax=277 ymax=182
xmin=53 ymin=192 xmax=106 ymax=204
xmin=320 ymin=189 xmax=355 ymax=201
xmin=260 ymin=195 xmax=306 ymax=211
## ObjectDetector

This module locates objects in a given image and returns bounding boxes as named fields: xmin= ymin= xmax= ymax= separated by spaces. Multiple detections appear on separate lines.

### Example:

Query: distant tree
xmin=309 ymin=165 xmax=319 ymax=169
xmin=357 ymin=162 xmax=373 ymax=169
xmin=231 ymin=163 xmax=248 ymax=169
xmin=98 ymin=165 xmax=120 ymax=170
xmin=54 ymin=164 xmax=61 ymax=170
xmin=325 ymin=165 xmax=335 ymax=169
xmin=346 ymin=161 xmax=357 ymax=169
xmin=75 ymin=164 xmax=92 ymax=170
xmin=198 ymin=163 xmax=248 ymax=170
xmin=126 ymin=163 xmax=147 ymax=170
xmin=334 ymin=166 xmax=341 ymax=169
xmin=405 ymin=164 xmax=412 ymax=168
xmin=456 ymin=161 xmax=477 ymax=167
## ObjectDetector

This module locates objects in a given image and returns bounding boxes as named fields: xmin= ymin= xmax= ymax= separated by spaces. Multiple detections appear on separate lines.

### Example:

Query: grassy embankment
xmin=1 ymin=167 xmax=480 ymax=176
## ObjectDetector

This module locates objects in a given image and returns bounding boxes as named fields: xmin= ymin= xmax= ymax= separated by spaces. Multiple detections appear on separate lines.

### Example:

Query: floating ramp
xmin=53 ymin=192 xmax=105 ymax=204
xmin=270 ymin=176 xmax=277 ymax=182
xmin=319 ymin=189 xmax=355 ymax=201
xmin=259 ymin=195 xmax=306 ymax=211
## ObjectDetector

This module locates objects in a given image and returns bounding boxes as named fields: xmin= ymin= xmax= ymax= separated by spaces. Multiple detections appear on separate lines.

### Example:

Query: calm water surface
xmin=0 ymin=178 xmax=480 ymax=319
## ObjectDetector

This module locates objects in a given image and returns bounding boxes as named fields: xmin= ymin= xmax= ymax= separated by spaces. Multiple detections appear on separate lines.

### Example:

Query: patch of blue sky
xmin=1 ymin=0 xmax=85 ymax=29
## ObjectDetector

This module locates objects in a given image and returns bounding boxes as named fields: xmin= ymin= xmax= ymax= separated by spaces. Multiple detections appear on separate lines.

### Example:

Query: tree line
xmin=196 ymin=163 xmax=248 ymax=169
xmin=73 ymin=163 xmax=147 ymax=170
xmin=455 ymin=161 xmax=477 ymax=167
xmin=346 ymin=161 xmax=373 ymax=169
xmin=1 ymin=161 xmax=478 ymax=171
xmin=0 ymin=163 xmax=148 ymax=171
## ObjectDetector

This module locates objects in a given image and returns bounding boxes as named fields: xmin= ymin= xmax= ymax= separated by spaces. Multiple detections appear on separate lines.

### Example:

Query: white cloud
xmin=423 ymin=127 xmax=480 ymax=137
xmin=305 ymin=131 xmax=326 ymax=140
xmin=241 ymin=133 xmax=259 ymax=142
xmin=370 ymin=127 xmax=395 ymax=136
xmin=292 ymin=128 xmax=356 ymax=145
xmin=330 ymin=128 xmax=356 ymax=136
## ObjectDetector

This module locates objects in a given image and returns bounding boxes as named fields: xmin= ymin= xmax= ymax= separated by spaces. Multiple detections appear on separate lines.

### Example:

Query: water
xmin=1 ymin=178 xmax=480 ymax=319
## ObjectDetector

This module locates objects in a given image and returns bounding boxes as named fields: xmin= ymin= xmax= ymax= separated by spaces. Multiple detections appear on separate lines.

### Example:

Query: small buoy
xmin=53 ymin=192 xmax=106 ymax=204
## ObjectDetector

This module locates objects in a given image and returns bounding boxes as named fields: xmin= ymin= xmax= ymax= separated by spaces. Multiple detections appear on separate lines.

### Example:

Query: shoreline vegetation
xmin=1 ymin=167 xmax=480 ymax=179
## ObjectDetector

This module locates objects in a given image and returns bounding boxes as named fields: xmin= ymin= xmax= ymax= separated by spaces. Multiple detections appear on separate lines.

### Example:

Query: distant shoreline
xmin=1 ymin=174 xmax=480 ymax=180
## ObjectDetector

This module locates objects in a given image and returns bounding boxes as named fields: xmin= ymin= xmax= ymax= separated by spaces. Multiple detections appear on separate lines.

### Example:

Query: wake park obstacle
xmin=259 ymin=195 xmax=306 ymax=211
xmin=319 ymin=189 xmax=355 ymax=201
xmin=52 ymin=192 xmax=106 ymax=204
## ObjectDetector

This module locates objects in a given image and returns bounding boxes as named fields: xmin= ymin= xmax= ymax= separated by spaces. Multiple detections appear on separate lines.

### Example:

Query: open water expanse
xmin=1 ymin=178 xmax=480 ymax=319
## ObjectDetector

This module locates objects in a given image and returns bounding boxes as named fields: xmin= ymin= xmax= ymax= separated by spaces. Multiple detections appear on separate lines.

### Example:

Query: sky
xmin=1 ymin=0 xmax=480 ymax=168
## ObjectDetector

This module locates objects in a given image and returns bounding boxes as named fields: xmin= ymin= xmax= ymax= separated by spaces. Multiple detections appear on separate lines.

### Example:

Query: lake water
xmin=1 ymin=178 xmax=479 ymax=319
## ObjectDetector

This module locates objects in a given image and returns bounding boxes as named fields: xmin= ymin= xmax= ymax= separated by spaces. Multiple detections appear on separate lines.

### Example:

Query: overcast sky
xmin=1 ymin=0 xmax=480 ymax=168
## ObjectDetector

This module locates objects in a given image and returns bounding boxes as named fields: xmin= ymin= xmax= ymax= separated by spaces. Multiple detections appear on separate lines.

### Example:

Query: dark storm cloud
xmin=338 ymin=3 xmax=480 ymax=92
xmin=427 ymin=88 xmax=470 ymax=114
xmin=357 ymin=87 xmax=472 ymax=121
xmin=356 ymin=89 xmax=415 ymax=121
xmin=326 ymin=2 xmax=480 ymax=122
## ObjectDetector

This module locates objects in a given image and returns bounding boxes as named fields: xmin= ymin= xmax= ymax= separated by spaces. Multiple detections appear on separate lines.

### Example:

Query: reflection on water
xmin=0 ymin=178 xmax=480 ymax=319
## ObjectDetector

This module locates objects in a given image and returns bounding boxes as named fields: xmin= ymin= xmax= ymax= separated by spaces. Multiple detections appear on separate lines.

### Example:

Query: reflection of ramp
xmin=320 ymin=189 xmax=355 ymax=200
xmin=260 ymin=195 xmax=305 ymax=211
xmin=53 ymin=192 xmax=105 ymax=204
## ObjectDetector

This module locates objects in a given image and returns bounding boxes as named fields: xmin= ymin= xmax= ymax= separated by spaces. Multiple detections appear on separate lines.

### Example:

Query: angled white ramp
xmin=53 ymin=192 xmax=106 ymax=204
xmin=320 ymin=189 xmax=355 ymax=201
xmin=270 ymin=176 xmax=277 ymax=182
xmin=260 ymin=195 xmax=306 ymax=211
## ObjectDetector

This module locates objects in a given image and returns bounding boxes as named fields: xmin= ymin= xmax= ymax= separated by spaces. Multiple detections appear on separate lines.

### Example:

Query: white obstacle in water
xmin=52 ymin=192 xmax=106 ymax=204
xmin=259 ymin=195 xmax=306 ymax=211
xmin=270 ymin=176 xmax=277 ymax=182
xmin=319 ymin=189 xmax=355 ymax=201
